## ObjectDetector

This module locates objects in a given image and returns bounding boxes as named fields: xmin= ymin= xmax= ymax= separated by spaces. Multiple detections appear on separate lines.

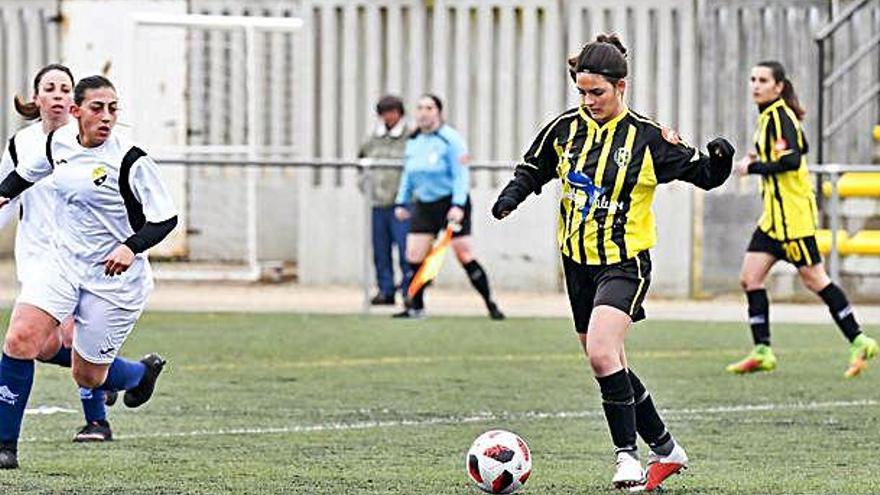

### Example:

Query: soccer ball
xmin=466 ymin=430 xmax=532 ymax=494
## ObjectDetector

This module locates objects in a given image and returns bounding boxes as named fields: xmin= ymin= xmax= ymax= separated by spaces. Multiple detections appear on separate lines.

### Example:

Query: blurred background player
xmin=359 ymin=95 xmax=412 ymax=306
xmin=393 ymin=94 xmax=504 ymax=320
xmin=0 ymin=75 xmax=175 ymax=468
xmin=492 ymin=34 xmax=734 ymax=490
xmin=0 ymin=64 xmax=119 ymax=443
xmin=728 ymin=61 xmax=879 ymax=378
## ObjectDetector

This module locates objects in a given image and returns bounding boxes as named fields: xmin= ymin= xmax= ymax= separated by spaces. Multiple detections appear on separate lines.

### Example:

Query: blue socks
xmin=39 ymin=346 xmax=72 ymax=367
xmin=98 ymin=357 xmax=146 ymax=392
xmin=0 ymin=353 xmax=35 ymax=444
xmin=79 ymin=387 xmax=107 ymax=422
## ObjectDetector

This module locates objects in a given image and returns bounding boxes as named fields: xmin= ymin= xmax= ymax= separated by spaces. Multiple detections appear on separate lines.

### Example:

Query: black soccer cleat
xmin=123 ymin=353 xmax=167 ymax=408
xmin=392 ymin=307 xmax=426 ymax=319
xmin=104 ymin=390 xmax=118 ymax=407
xmin=370 ymin=293 xmax=395 ymax=306
xmin=0 ymin=442 xmax=18 ymax=469
xmin=73 ymin=420 xmax=113 ymax=443
xmin=487 ymin=301 xmax=506 ymax=321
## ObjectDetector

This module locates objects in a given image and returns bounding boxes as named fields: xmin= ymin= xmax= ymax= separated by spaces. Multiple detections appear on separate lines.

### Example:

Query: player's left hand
xmin=0 ymin=197 xmax=9 ymax=209
xmin=103 ymin=244 xmax=135 ymax=276
xmin=447 ymin=206 xmax=465 ymax=224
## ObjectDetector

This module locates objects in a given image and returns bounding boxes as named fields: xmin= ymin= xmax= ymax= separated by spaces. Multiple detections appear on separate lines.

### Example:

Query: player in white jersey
xmin=0 ymin=75 xmax=177 ymax=468
xmin=0 ymin=64 xmax=123 ymax=444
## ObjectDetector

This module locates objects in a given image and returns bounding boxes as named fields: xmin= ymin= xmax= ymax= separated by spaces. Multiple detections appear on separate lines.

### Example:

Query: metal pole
xmin=362 ymin=164 xmax=373 ymax=314
xmin=245 ymin=26 xmax=260 ymax=280
xmin=829 ymin=169 xmax=841 ymax=282
xmin=817 ymin=38 xmax=825 ymax=166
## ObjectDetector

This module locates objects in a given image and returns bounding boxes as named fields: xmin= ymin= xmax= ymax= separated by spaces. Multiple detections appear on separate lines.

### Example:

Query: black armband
xmin=0 ymin=170 xmax=34 ymax=199
xmin=123 ymin=216 xmax=178 ymax=254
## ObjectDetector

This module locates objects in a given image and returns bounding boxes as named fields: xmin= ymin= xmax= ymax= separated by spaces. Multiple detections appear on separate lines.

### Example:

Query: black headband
xmin=577 ymin=67 xmax=626 ymax=79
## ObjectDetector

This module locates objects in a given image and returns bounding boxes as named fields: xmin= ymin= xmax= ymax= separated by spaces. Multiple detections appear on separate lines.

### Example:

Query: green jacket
xmin=358 ymin=120 xmax=409 ymax=207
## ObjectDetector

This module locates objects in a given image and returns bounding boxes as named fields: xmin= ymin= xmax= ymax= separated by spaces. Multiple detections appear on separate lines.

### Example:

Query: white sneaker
xmin=612 ymin=451 xmax=645 ymax=490
xmin=644 ymin=442 xmax=688 ymax=491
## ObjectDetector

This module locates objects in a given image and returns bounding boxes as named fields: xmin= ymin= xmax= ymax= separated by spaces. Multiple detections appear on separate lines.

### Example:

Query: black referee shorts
xmin=410 ymin=195 xmax=472 ymax=238
xmin=747 ymin=228 xmax=821 ymax=267
xmin=563 ymin=251 xmax=651 ymax=334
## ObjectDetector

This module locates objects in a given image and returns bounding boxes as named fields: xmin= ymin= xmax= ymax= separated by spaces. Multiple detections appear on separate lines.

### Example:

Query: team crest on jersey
xmin=613 ymin=147 xmax=631 ymax=168
xmin=774 ymin=138 xmax=789 ymax=152
xmin=55 ymin=159 xmax=68 ymax=167
xmin=92 ymin=166 xmax=108 ymax=186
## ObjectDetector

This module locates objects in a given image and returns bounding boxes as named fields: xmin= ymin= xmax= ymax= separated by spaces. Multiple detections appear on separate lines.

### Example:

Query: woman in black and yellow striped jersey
xmin=727 ymin=61 xmax=878 ymax=378
xmin=492 ymin=33 xmax=734 ymax=491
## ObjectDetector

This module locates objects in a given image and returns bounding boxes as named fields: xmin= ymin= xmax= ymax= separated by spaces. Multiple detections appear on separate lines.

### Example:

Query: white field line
xmin=24 ymin=406 xmax=77 ymax=415
xmin=20 ymin=399 xmax=876 ymax=443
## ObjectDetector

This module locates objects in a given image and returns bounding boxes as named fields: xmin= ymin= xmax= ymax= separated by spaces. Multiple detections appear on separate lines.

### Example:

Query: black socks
xmin=596 ymin=369 xmax=637 ymax=454
xmin=628 ymin=369 xmax=673 ymax=456
xmin=463 ymin=260 xmax=493 ymax=306
xmin=818 ymin=283 xmax=861 ymax=342
xmin=746 ymin=289 xmax=771 ymax=346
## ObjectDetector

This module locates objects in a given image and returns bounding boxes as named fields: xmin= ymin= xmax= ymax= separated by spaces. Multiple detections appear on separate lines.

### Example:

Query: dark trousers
xmin=372 ymin=206 xmax=411 ymax=297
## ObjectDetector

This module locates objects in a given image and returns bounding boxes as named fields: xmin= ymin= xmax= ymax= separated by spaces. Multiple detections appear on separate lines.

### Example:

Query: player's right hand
xmin=492 ymin=196 xmax=518 ymax=220
xmin=0 ymin=197 xmax=8 ymax=209
xmin=706 ymin=137 xmax=735 ymax=161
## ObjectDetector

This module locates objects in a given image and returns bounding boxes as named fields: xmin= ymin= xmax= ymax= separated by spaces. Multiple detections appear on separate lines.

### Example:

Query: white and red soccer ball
xmin=466 ymin=430 xmax=532 ymax=494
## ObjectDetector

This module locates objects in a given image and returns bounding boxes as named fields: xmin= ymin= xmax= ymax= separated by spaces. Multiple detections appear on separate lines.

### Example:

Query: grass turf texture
xmin=0 ymin=311 xmax=877 ymax=494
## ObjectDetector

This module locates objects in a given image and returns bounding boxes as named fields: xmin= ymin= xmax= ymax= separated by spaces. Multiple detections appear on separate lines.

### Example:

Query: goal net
xmin=125 ymin=13 xmax=304 ymax=281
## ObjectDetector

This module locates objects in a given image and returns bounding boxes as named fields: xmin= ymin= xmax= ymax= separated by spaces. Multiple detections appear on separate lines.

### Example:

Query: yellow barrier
xmin=840 ymin=230 xmax=880 ymax=256
xmin=815 ymin=229 xmax=850 ymax=255
xmin=822 ymin=172 xmax=880 ymax=197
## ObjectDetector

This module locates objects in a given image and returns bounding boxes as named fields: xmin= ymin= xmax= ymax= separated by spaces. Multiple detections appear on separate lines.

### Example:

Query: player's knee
xmin=801 ymin=271 xmax=828 ymax=293
xmin=587 ymin=348 xmax=618 ymax=375
xmin=739 ymin=273 xmax=763 ymax=292
xmin=3 ymin=325 xmax=45 ymax=359
xmin=72 ymin=366 xmax=106 ymax=389
xmin=35 ymin=333 xmax=62 ymax=361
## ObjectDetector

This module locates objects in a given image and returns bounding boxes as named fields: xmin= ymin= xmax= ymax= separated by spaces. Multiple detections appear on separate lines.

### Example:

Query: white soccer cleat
xmin=644 ymin=442 xmax=689 ymax=491
xmin=612 ymin=452 xmax=646 ymax=490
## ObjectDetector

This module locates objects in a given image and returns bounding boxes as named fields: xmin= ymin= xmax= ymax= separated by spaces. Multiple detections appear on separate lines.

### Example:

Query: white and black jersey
xmin=0 ymin=122 xmax=59 ymax=282
xmin=16 ymin=122 xmax=177 ymax=270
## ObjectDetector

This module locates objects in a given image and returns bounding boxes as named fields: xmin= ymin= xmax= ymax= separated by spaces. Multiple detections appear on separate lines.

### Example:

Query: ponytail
xmin=13 ymin=94 xmax=40 ymax=120
xmin=757 ymin=60 xmax=805 ymax=120
xmin=13 ymin=63 xmax=75 ymax=121
xmin=780 ymin=79 xmax=805 ymax=121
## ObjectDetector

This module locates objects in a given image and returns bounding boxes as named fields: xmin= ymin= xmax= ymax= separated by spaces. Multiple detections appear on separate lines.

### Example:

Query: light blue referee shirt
xmin=395 ymin=124 xmax=470 ymax=206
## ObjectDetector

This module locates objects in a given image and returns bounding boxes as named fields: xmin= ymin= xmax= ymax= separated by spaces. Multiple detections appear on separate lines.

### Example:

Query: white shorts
xmin=17 ymin=255 xmax=152 ymax=364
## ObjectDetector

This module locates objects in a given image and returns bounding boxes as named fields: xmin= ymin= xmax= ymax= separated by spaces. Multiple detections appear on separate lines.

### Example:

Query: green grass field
xmin=0 ymin=311 xmax=877 ymax=494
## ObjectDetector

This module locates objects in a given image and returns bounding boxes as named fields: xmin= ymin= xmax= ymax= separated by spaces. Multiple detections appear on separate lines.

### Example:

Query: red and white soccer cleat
xmin=612 ymin=452 xmax=645 ymax=490
xmin=643 ymin=442 xmax=688 ymax=491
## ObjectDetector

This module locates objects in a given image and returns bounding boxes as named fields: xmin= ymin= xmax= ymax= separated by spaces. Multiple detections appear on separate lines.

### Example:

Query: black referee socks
xmin=596 ymin=369 xmax=637 ymax=455
xmin=463 ymin=260 xmax=493 ymax=305
xmin=818 ymin=283 xmax=862 ymax=342
xmin=408 ymin=262 xmax=426 ymax=310
xmin=628 ymin=369 xmax=674 ymax=456
xmin=746 ymin=289 xmax=771 ymax=346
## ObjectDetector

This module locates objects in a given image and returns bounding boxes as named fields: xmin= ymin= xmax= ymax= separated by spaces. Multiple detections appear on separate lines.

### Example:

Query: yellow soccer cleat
xmin=845 ymin=334 xmax=879 ymax=378
xmin=726 ymin=344 xmax=777 ymax=374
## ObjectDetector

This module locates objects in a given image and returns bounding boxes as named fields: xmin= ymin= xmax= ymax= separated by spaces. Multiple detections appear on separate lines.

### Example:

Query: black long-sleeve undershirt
xmin=0 ymin=170 xmax=33 ymax=199
xmin=123 ymin=216 xmax=178 ymax=254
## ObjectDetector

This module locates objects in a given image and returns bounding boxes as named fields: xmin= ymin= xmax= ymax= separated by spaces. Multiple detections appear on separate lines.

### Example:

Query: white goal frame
xmin=126 ymin=13 xmax=304 ymax=282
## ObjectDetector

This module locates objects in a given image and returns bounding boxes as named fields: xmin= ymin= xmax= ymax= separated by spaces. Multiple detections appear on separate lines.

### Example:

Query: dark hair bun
xmin=568 ymin=33 xmax=629 ymax=82
xmin=595 ymin=33 xmax=627 ymax=57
